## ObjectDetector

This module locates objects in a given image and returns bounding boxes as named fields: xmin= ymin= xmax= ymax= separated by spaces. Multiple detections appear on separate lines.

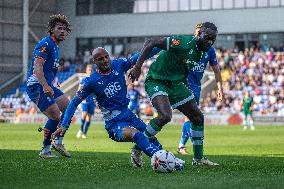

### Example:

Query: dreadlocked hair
xmin=47 ymin=14 xmax=71 ymax=34
xmin=201 ymin=22 xmax=218 ymax=32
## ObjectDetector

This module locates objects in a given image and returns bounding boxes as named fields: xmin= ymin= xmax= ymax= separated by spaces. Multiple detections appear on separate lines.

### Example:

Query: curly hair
xmin=195 ymin=23 xmax=203 ymax=30
xmin=47 ymin=14 xmax=71 ymax=34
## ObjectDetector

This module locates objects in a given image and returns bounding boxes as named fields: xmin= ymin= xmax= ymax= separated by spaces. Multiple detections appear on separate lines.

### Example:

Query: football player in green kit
xmin=129 ymin=22 xmax=219 ymax=166
xmin=242 ymin=91 xmax=255 ymax=130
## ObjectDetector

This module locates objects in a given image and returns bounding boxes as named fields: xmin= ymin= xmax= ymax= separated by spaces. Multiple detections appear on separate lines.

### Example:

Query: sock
xmin=249 ymin=117 xmax=254 ymax=127
xmin=179 ymin=121 xmax=191 ymax=148
xmin=190 ymin=123 xmax=204 ymax=160
xmin=144 ymin=119 xmax=161 ymax=138
xmin=43 ymin=119 xmax=59 ymax=146
xmin=42 ymin=145 xmax=51 ymax=153
xmin=83 ymin=121 xmax=91 ymax=135
xmin=149 ymin=136 xmax=163 ymax=150
xmin=80 ymin=118 xmax=86 ymax=133
xmin=55 ymin=113 xmax=70 ymax=142
xmin=132 ymin=136 xmax=163 ymax=151
xmin=133 ymin=132 xmax=160 ymax=157
xmin=55 ymin=137 xmax=64 ymax=145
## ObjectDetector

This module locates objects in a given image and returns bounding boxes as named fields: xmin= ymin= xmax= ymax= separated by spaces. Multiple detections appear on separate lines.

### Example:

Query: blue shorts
xmin=26 ymin=84 xmax=64 ymax=112
xmin=81 ymin=103 xmax=95 ymax=115
xmin=105 ymin=109 xmax=146 ymax=142
xmin=189 ymin=85 xmax=201 ymax=105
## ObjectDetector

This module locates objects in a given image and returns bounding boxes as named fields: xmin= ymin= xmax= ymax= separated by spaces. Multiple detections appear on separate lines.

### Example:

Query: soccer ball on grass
xmin=150 ymin=150 xmax=176 ymax=173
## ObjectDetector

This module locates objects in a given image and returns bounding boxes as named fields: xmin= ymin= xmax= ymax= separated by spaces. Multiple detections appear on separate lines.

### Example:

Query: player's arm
xmin=34 ymin=46 xmax=54 ymax=97
xmin=52 ymin=79 xmax=93 ymax=138
xmin=211 ymin=64 xmax=223 ymax=101
xmin=128 ymin=37 xmax=167 ymax=82
xmin=34 ymin=56 xmax=54 ymax=97
xmin=123 ymin=47 xmax=161 ymax=71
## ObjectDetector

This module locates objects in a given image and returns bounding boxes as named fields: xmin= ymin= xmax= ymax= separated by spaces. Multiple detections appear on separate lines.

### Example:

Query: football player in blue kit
xmin=52 ymin=47 xmax=185 ymax=168
xmin=127 ymin=83 xmax=141 ymax=117
xmin=177 ymin=23 xmax=224 ymax=155
xmin=26 ymin=14 xmax=72 ymax=158
xmin=76 ymin=64 xmax=96 ymax=139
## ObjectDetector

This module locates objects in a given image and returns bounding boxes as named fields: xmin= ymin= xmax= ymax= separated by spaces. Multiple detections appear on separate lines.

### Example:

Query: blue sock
xmin=179 ymin=121 xmax=191 ymax=148
xmin=133 ymin=132 xmax=160 ymax=157
xmin=150 ymin=136 xmax=163 ymax=150
xmin=43 ymin=119 xmax=59 ymax=146
xmin=83 ymin=121 xmax=91 ymax=135
xmin=80 ymin=119 xmax=86 ymax=133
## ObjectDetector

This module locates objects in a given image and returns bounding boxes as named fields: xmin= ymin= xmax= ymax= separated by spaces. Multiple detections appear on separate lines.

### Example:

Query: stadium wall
xmin=57 ymin=1 xmax=284 ymax=58
xmin=12 ymin=113 xmax=284 ymax=126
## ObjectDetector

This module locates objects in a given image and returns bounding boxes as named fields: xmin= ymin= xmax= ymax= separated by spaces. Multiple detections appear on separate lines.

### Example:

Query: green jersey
xmin=243 ymin=96 xmax=253 ymax=113
xmin=147 ymin=35 xmax=205 ymax=81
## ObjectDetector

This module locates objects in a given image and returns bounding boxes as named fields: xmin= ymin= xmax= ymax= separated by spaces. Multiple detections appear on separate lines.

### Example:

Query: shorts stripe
xmin=172 ymin=94 xmax=194 ymax=109
xmin=150 ymin=91 xmax=168 ymax=102
xmin=192 ymin=140 xmax=203 ymax=145
xmin=190 ymin=129 xmax=204 ymax=138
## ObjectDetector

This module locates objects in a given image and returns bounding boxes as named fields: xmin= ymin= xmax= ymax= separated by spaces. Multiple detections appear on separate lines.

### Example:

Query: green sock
xmin=191 ymin=123 xmax=204 ymax=160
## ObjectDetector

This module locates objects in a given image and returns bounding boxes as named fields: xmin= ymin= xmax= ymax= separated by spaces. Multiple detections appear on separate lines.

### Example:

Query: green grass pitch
xmin=0 ymin=123 xmax=284 ymax=189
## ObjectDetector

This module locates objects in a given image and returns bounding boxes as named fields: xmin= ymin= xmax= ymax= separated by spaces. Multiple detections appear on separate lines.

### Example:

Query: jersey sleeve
xmin=76 ymin=77 xmax=94 ymax=100
xmin=120 ymin=47 xmax=161 ymax=72
xmin=166 ymin=35 xmax=193 ymax=51
xmin=208 ymin=48 xmax=218 ymax=66
xmin=34 ymin=41 xmax=50 ymax=61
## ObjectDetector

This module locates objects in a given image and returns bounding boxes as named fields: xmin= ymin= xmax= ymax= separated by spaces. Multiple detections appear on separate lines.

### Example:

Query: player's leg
xmin=243 ymin=113 xmax=248 ymax=130
xmin=26 ymin=84 xmax=60 ymax=158
xmin=82 ymin=113 xmax=92 ymax=138
xmin=40 ymin=103 xmax=62 ymax=158
xmin=177 ymin=116 xmax=191 ymax=155
xmin=77 ymin=111 xmax=87 ymax=138
xmin=248 ymin=113 xmax=255 ymax=130
xmin=178 ymin=88 xmax=201 ymax=155
xmin=173 ymin=83 xmax=218 ymax=166
xmin=177 ymin=99 xmax=218 ymax=166
xmin=144 ymin=78 xmax=172 ymax=138
xmin=52 ymin=92 xmax=71 ymax=157
xmin=83 ymin=103 xmax=95 ymax=138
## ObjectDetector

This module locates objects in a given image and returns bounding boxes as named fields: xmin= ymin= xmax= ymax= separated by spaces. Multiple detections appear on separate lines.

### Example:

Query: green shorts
xmin=243 ymin=110 xmax=253 ymax=117
xmin=144 ymin=76 xmax=194 ymax=109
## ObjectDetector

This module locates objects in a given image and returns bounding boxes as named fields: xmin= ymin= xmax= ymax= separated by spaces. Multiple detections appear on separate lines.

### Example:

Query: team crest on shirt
xmin=171 ymin=39 xmax=180 ymax=46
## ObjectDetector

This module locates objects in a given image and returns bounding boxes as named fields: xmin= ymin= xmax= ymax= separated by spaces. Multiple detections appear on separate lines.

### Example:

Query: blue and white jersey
xmin=27 ymin=36 xmax=60 ymax=86
xmin=76 ymin=56 xmax=137 ymax=118
xmin=80 ymin=77 xmax=95 ymax=105
xmin=187 ymin=47 xmax=217 ymax=88
xmin=61 ymin=48 xmax=160 ymax=129
xmin=128 ymin=89 xmax=141 ymax=109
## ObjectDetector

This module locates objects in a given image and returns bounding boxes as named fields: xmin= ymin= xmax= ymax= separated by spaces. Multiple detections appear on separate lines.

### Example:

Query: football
xmin=150 ymin=150 xmax=176 ymax=173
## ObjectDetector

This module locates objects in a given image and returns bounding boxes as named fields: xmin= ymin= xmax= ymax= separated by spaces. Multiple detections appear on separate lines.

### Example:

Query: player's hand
xmin=128 ymin=65 xmax=142 ymax=83
xmin=51 ymin=126 xmax=66 ymax=140
xmin=43 ymin=85 xmax=54 ymax=97
xmin=217 ymin=88 xmax=224 ymax=101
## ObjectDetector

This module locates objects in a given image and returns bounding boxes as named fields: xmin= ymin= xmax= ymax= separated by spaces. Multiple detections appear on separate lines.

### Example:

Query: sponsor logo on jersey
xmin=104 ymin=82 xmax=122 ymax=98
xmin=53 ymin=58 xmax=60 ymax=69
xmin=171 ymin=39 xmax=180 ymax=46
xmin=191 ymin=62 xmax=205 ymax=72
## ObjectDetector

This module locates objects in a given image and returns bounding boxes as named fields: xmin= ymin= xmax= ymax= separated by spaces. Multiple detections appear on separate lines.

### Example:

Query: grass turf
xmin=0 ymin=123 xmax=284 ymax=189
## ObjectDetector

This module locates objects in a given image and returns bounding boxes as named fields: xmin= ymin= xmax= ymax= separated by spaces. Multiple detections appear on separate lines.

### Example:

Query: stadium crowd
xmin=1 ymin=46 xmax=284 ymax=119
